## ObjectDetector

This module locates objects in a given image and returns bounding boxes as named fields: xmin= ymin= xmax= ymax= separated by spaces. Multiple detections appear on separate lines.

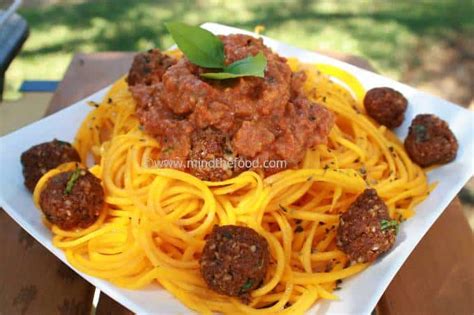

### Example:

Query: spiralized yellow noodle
xmin=33 ymin=58 xmax=430 ymax=314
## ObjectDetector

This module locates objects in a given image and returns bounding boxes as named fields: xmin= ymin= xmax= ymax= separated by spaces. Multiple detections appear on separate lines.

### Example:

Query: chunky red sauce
xmin=128 ymin=34 xmax=333 ymax=180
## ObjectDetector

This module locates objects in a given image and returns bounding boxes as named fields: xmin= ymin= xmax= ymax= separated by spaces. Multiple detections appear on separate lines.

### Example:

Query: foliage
xmin=4 ymin=0 xmax=473 ymax=99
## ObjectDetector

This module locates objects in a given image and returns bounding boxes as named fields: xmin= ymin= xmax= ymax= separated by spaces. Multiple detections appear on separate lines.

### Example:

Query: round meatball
xmin=21 ymin=139 xmax=81 ymax=192
xmin=337 ymin=189 xmax=397 ymax=263
xmin=404 ymin=114 xmax=458 ymax=167
xmin=364 ymin=87 xmax=408 ymax=128
xmin=188 ymin=128 xmax=241 ymax=181
xmin=200 ymin=225 xmax=270 ymax=302
xmin=39 ymin=169 xmax=104 ymax=230
xmin=127 ymin=49 xmax=176 ymax=86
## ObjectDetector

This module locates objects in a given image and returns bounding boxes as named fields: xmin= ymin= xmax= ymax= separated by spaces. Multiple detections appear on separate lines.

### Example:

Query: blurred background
xmin=2 ymin=0 xmax=472 ymax=102
xmin=0 ymin=0 xmax=473 ymax=225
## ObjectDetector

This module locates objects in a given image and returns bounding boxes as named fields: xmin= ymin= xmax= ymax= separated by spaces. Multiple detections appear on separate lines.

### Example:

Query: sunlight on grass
xmin=3 ymin=0 xmax=472 ymax=100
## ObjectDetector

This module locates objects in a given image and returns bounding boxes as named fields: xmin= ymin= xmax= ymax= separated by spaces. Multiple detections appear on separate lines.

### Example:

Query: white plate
xmin=1 ymin=23 xmax=473 ymax=315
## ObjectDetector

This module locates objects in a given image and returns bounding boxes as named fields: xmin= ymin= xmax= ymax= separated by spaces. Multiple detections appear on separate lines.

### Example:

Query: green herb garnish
xmin=222 ymin=231 xmax=233 ymax=239
xmin=201 ymin=52 xmax=267 ymax=79
xmin=413 ymin=124 xmax=428 ymax=142
xmin=165 ymin=22 xmax=267 ymax=79
xmin=161 ymin=146 xmax=174 ymax=154
xmin=165 ymin=22 xmax=224 ymax=68
xmin=380 ymin=219 xmax=399 ymax=234
xmin=64 ymin=168 xmax=83 ymax=195
xmin=54 ymin=139 xmax=71 ymax=147
xmin=240 ymin=279 xmax=254 ymax=292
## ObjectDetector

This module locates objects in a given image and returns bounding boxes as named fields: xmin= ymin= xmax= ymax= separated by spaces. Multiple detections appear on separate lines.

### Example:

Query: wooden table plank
xmin=96 ymin=294 xmax=134 ymax=315
xmin=377 ymin=198 xmax=474 ymax=315
xmin=0 ymin=211 xmax=94 ymax=315
xmin=46 ymin=52 xmax=135 ymax=117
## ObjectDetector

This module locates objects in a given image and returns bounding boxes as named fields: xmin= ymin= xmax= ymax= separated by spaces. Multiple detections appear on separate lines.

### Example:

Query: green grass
xmin=4 ymin=0 xmax=473 ymax=100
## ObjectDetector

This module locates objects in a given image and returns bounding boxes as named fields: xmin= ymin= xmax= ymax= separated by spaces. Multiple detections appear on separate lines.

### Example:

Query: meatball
xmin=200 ymin=225 xmax=270 ymax=302
xmin=336 ymin=189 xmax=397 ymax=263
xmin=21 ymin=139 xmax=81 ymax=192
xmin=127 ymin=49 xmax=176 ymax=86
xmin=39 ymin=168 xmax=104 ymax=230
xmin=404 ymin=114 xmax=458 ymax=167
xmin=188 ymin=128 xmax=236 ymax=181
xmin=364 ymin=87 xmax=408 ymax=128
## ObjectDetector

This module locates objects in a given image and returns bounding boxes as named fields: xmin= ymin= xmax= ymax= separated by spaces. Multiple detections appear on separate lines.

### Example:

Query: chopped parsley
xmin=64 ymin=168 xmax=83 ymax=195
xmin=413 ymin=124 xmax=428 ymax=142
xmin=240 ymin=279 xmax=254 ymax=292
xmin=55 ymin=139 xmax=70 ymax=147
xmin=162 ymin=146 xmax=174 ymax=154
xmin=380 ymin=219 xmax=399 ymax=234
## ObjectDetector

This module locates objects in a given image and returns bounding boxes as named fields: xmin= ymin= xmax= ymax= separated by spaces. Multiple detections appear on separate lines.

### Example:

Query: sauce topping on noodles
xmin=128 ymin=34 xmax=333 ymax=181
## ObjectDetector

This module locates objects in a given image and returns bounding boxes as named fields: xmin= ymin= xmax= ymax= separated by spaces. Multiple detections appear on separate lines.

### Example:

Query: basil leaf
xmin=200 ymin=52 xmax=267 ymax=79
xmin=224 ymin=52 xmax=267 ymax=76
xmin=199 ymin=72 xmax=245 ymax=80
xmin=165 ymin=23 xmax=268 ymax=80
xmin=165 ymin=22 xmax=224 ymax=69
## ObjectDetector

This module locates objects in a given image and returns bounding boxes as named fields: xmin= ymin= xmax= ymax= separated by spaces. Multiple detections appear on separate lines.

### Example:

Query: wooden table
xmin=1 ymin=52 xmax=473 ymax=315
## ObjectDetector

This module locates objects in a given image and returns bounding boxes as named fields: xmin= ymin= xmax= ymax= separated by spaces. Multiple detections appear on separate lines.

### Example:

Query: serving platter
xmin=0 ymin=23 xmax=473 ymax=314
